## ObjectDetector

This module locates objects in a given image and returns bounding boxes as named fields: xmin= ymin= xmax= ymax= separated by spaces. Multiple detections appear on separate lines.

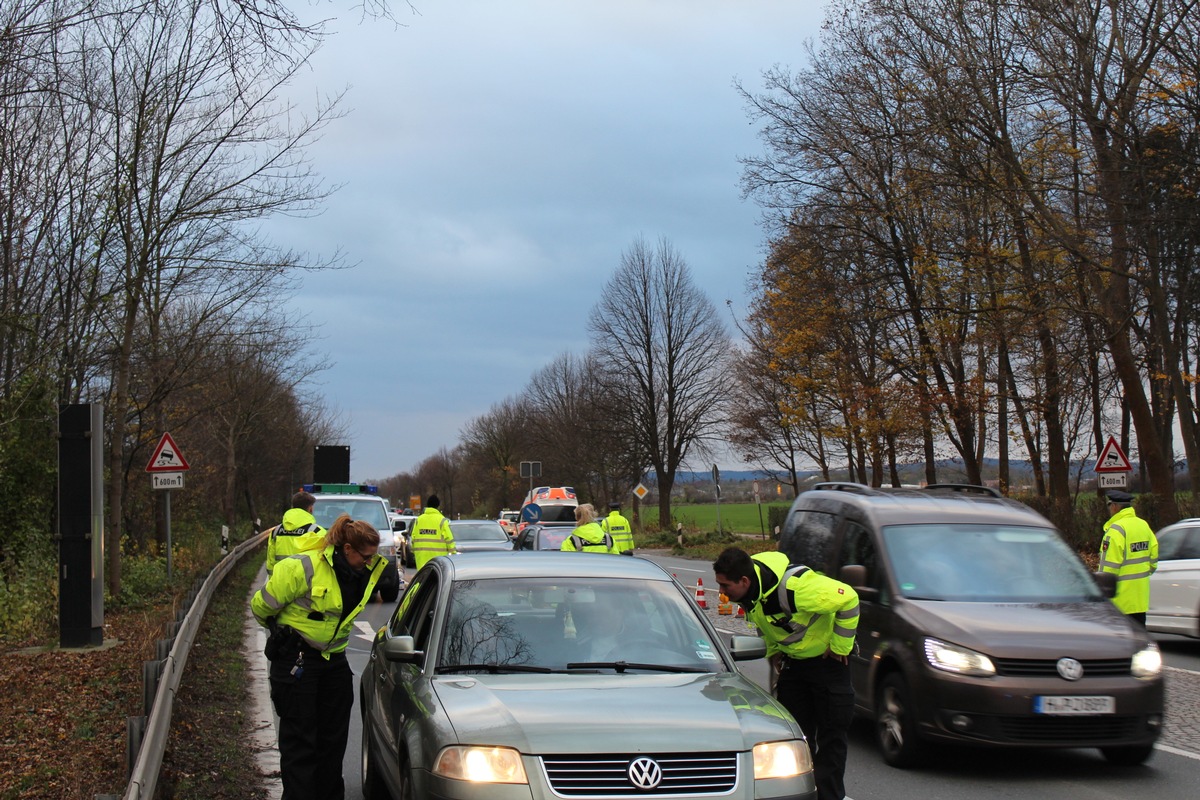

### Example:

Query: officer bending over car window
xmin=714 ymin=547 xmax=859 ymax=800
xmin=251 ymin=514 xmax=386 ymax=800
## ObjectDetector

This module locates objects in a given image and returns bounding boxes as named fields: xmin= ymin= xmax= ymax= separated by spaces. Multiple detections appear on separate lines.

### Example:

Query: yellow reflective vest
xmin=265 ymin=508 xmax=326 ymax=575
xmin=251 ymin=544 xmax=385 ymax=658
xmin=1100 ymin=507 xmax=1159 ymax=615
xmin=561 ymin=522 xmax=617 ymax=554
xmin=411 ymin=508 xmax=456 ymax=571
xmin=600 ymin=511 xmax=634 ymax=554
xmin=742 ymin=551 xmax=859 ymax=660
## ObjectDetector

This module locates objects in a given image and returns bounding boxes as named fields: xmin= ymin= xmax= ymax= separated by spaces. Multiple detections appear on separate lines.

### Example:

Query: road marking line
xmin=1156 ymin=742 xmax=1200 ymax=761
xmin=1165 ymin=664 xmax=1200 ymax=677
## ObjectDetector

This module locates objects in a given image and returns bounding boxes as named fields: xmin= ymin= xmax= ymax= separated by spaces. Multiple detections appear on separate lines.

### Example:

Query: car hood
xmin=430 ymin=672 xmax=798 ymax=752
xmin=901 ymin=600 xmax=1151 ymax=657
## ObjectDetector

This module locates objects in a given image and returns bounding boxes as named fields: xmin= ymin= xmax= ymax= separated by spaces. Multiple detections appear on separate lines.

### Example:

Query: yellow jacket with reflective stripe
xmin=743 ymin=551 xmax=859 ymax=659
xmin=561 ymin=522 xmax=617 ymax=554
xmin=600 ymin=511 xmax=634 ymax=553
xmin=251 ymin=544 xmax=385 ymax=658
xmin=265 ymin=508 xmax=326 ymax=575
xmin=412 ymin=508 xmax=456 ymax=571
xmin=1100 ymin=508 xmax=1159 ymax=614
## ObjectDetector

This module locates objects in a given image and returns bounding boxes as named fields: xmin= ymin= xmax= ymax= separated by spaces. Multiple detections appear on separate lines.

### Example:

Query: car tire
xmin=1100 ymin=743 xmax=1155 ymax=766
xmin=875 ymin=673 xmax=927 ymax=768
xmin=378 ymin=566 xmax=400 ymax=603
xmin=361 ymin=721 xmax=394 ymax=800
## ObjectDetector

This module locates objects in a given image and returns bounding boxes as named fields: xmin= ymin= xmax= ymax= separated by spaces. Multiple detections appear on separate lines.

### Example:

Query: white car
xmin=1148 ymin=518 xmax=1200 ymax=638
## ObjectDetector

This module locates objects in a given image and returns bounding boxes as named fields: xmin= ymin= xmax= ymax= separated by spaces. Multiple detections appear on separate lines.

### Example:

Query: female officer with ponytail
xmin=252 ymin=514 xmax=387 ymax=800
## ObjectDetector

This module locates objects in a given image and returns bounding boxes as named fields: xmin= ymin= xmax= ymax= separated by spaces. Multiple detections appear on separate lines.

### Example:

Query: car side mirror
xmin=383 ymin=635 xmax=423 ymax=664
xmin=839 ymin=564 xmax=878 ymax=602
xmin=728 ymin=635 xmax=767 ymax=661
xmin=393 ymin=520 xmax=407 ymax=532
xmin=1093 ymin=570 xmax=1118 ymax=598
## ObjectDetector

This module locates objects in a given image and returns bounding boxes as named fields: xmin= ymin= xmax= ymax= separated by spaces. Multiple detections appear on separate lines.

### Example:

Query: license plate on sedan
xmin=1034 ymin=695 xmax=1115 ymax=715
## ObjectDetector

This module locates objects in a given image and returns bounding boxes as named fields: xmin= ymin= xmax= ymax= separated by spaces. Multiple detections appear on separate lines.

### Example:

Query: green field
xmin=637 ymin=502 xmax=789 ymax=536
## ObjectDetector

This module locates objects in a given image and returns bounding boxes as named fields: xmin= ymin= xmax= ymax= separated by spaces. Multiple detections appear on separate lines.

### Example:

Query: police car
xmin=305 ymin=483 xmax=405 ymax=602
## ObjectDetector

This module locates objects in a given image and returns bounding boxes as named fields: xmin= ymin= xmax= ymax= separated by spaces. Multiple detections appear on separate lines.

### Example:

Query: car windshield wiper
xmin=566 ymin=661 xmax=708 ymax=673
xmin=437 ymin=663 xmax=554 ymax=674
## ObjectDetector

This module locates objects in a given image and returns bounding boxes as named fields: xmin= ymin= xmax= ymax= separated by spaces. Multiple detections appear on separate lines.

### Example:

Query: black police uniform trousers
xmin=775 ymin=654 xmax=855 ymax=800
xmin=269 ymin=647 xmax=353 ymax=800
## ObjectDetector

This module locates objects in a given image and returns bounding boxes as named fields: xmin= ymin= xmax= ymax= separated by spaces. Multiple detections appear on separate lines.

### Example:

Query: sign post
xmin=712 ymin=464 xmax=722 ymax=534
xmin=146 ymin=433 xmax=190 ymax=579
xmin=520 ymin=461 xmax=541 ymax=504
xmin=753 ymin=480 xmax=765 ymax=539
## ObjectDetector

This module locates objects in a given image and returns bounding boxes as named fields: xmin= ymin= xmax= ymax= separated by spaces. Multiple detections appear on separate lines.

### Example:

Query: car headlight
xmin=432 ymin=746 xmax=528 ymax=784
xmin=752 ymin=740 xmax=811 ymax=779
xmin=924 ymin=638 xmax=996 ymax=676
xmin=1131 ymin=642 xmax=1162 ymax=679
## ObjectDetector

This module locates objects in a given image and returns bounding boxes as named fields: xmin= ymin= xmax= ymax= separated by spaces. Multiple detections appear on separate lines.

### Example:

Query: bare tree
xmin=589 ymin=236 xmax=731 ymax=527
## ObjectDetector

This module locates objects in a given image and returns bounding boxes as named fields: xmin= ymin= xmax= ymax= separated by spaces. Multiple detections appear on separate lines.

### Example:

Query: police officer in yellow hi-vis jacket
xmin=561 ymin=503 xmax=617 ymax=553
xmin=1100 ymin=489 xmax=1159 ymax=626
xmin=600 ymin=501 xmax=635 ymax=555
xmin=252 ymin=515 xmax=386 ymax=800
xmin=411 ymin=493 xmax=457 ymax=571
xmin=714 ymin=547 xmax=859 ymax=800
xmin=265 ymin=490 xmax=326 ymax=575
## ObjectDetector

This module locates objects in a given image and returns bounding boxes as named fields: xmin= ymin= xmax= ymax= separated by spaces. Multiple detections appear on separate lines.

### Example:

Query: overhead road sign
xmin=1095 ymin=435 xmax=1132 ymax=473
xmin=146 ymin=432 xmax=190 ymax=472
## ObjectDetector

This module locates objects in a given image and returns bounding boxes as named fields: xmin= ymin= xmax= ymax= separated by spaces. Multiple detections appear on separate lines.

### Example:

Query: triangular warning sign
xmin=1095 ymin=435 xmax=1132 ymax=473
xmin=146 ymin=432 xmax=190 ymax=472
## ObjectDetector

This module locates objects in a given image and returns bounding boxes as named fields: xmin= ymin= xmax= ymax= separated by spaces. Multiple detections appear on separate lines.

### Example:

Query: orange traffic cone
xmin=695 ymin=578 xmax=708 ymax=609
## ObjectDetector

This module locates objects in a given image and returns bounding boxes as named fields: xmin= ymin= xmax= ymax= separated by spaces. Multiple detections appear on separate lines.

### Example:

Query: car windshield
xmin=450 ymin=522 xmax=508 ymax=541
xmin=536 ymin=504 xmax=578 ymax=523
xmin=312 ymin=497 xmax=389 ymax=531
xmin=882 ymin=523 xmax=1104 ymax=602
xmin=438 ymin=577 xmax=723 ymax=673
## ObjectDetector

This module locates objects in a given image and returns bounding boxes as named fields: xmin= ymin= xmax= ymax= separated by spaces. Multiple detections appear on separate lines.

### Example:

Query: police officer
xmin=561 ymin=503 xmax=617 ymax=553
xmin=1099 ymin=489 xmax=1159 ymax=625
xmin=600 ymin=501 xmax=635 ymax=555
xmin=713 ymin=547 xmax=859 ymax=800
xmin=411 ymin=494 xmax=457 ymax=570
xmin=251 ymin=515 xmax=386 ymax=800
xmin=265 ymin=490 xmax=326 ymax=575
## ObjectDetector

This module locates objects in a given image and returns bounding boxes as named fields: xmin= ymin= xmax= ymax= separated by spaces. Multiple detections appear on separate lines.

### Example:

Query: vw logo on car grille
xmin=628 ymin=757 xmax=663 ymax=789
xmin=1056 ymin=657 xmax=1084 ymax=681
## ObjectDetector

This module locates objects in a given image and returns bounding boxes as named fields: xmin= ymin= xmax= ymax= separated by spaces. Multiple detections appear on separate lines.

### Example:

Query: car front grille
xmin=540 ymin=752 xmax=738 ymax=797
xmin=991 ymin=657 xmax=1131 ymax=677
xmin=995 ymin=714 xmax=1144 ymax=742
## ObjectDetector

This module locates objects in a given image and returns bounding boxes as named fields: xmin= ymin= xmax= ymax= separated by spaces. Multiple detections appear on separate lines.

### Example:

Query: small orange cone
xmin=695 ymin=578 xmax=708 ymax=609
xmin=718 ymin=591 xmax=732 ymax=615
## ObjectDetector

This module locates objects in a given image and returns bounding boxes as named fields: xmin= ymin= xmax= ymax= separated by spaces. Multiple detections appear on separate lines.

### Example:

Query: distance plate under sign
xmin=152 ymin=472 xmax=184 ymax=490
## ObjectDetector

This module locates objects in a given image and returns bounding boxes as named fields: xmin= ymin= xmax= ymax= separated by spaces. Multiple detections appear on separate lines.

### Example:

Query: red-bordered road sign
xmin=1094 ymin=435 xmax=1132 ymax=473
xmin=146 ymin=432 xmax=190 ymax=472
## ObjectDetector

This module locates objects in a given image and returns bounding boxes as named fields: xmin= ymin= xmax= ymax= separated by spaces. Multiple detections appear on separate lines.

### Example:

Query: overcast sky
xmin=271 ymin=1 xmax=827 ymax=481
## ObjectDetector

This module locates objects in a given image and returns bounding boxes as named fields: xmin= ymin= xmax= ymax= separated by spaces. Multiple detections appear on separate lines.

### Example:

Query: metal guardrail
xmin=96 ymin=530 xmax=268 ymax=800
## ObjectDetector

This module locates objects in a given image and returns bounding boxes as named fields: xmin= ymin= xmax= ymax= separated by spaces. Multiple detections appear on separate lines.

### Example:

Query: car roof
xmin=438 ymin=551 xmax=674 ymax=582
xmin=799 ymin=483 xmax=1054 ymax=528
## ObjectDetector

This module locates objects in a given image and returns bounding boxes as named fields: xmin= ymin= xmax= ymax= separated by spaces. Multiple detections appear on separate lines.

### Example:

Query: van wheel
xmin=1101 ymin=744 xmax=1155 ymax=766
xmin=875 ymin=673 xmax=927 ymax=768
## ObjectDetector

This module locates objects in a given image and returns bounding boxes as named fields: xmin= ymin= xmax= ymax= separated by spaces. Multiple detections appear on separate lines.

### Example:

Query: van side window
xmin=840 ymin=521 xmax=887 ymax=601
xmin=780 ymin=510 xmax=839 ymax=571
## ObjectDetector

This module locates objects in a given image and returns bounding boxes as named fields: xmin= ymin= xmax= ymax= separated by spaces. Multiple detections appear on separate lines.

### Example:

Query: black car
xmin=513 ymin=522 xmax=575 ymax=551
xmin=778 ymin=482 xmax=1163 ymax=767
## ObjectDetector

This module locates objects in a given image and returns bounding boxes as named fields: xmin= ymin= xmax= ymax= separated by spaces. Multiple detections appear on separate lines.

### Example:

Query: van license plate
xmin=1034 ymin=695 xmax=1115 ymax=715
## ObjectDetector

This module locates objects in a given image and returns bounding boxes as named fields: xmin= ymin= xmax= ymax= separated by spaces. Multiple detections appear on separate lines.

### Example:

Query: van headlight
xmin=924 ymin=638 xmax=996 ymax=676
xmin=433 ymin=746 xmax=528 ymax=784
xmin=753 ymin=740 xmax=812 ymax=779
xmin=1131 ymin=642 xmax=1162 ymax=679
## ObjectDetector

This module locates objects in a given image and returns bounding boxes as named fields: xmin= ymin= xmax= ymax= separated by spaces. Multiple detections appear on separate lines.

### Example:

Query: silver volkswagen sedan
xmin=360 ymin=552 xmax=816 ymax=800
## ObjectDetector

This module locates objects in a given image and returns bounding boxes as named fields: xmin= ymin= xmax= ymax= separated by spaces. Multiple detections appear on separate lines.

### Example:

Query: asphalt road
xmin=245 ymin=553 xmax=1200 ymax=800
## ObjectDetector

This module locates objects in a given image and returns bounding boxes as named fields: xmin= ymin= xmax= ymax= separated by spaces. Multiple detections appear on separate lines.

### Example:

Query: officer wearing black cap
xmin=600 ymin=501 xmax=635 ymax=555
xmin=1099 ymin=490 xmax=1158 ymax=625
